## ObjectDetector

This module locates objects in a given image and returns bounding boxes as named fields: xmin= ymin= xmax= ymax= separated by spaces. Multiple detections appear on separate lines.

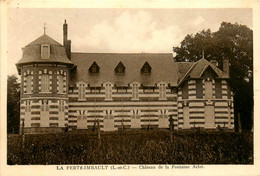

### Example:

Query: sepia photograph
xmin=1 ymin=1 xmax=260 ymax=176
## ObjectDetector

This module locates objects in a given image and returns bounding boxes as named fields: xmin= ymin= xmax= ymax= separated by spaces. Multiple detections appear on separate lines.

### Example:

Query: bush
xmin=7 ymin=130 xmax=253 ymax=164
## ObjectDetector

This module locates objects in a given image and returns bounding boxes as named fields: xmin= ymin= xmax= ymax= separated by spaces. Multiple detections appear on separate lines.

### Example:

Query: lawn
xmin=7 ymin=130 xmax=253 ymax=165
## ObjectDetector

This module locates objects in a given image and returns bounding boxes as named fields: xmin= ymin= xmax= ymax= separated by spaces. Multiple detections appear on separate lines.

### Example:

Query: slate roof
xmin=177 ymin=58 xmax=228 ymax=86
xmin=26 ymin=34 xmax=62 ymax=47
xmin=16 ymin=34 xmax=73 ymax=67
xmin=70 ymin=53 xmax=178 ymax=87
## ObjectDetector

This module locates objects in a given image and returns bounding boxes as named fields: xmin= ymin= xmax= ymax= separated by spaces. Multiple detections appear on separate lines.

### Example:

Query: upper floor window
xmin=89 ymin=61 xmax=100 ymax=73
xmin=182 ymin=81 xmax=189 ymax=99
xmin=196 ymin=79 xmax=203 ymax=98
xmin=215 ymin=79 xmax=222 ymax=99
xmin=115 ymin=61 xmax=126 ymax=74
xmin=105 ymin=83 xmax=112 ymax=100
xmin=132 ymin=83 xmax=139 ymax=100
xmin=205 ymin=79 xmax=213 ymax=99
xmin=159 ymin=83 xmax=167 ymax=100
xmin=41 ymin=75 xmax=50 ymax=92
xmin=41 ymin=45 xmax=50 ymax=59
xmin=141 ymin=61 xmax=152 ymax=74
xmin=227 ymin=84 xmax=231 ymax=99
xmin=26 ymin=75 xmax=33 ymax=94
xmin=78 ymin=84 xmax=86 ymax=101
xmin=57 ymin=75 xmax=64 ymax=94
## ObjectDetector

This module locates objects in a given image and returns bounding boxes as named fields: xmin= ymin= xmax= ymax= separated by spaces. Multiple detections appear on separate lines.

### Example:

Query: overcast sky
xmin=7 ymin=8 xmax=252 ymax=76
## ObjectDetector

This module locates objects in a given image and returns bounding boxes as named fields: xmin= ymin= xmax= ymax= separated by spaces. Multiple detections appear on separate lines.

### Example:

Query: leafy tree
xmin=173 ymin=22 xmax=253 ymax=131
xmin=7 ymin=75 xmax=20 ymax=134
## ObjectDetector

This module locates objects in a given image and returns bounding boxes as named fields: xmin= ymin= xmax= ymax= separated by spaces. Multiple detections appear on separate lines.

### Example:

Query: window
xmin=26 ymin=75 xmax=33 ymax=94
xmin=89 ymin=61 xmax=100 ymax=73
xmin=41 ymin=45 xmax=50 ymax=59
xmin=227 ymin=84 xmax=231 ymax=99
xmin=131 ymin=114 xmax=140 ymax=119
xmin=78 ymin=84 xmax=86 ymax=101
xmin=25 ymin=100 xmax=31 ymax=112
xmin=58 ymin=75 xmax=64 ymax=93
xmin=105 ymin=83 xmax=112 ymax=100
xmin=215 ymin=79 xmax=222 ymax=99
xmin=132 ymin=83 xmax=139 ymax=100
xmin=41 ymin=75 xmax=50 ymax=92
xmin=115 ymin=61 xmax=125 ymax=74
xmin=205 ymin=80 xmax=213 ymax=99
xmin=59 ymin=100 xmax=65 ymax=112
xmin=182 ymin=81 xmax=188 ymax=99
xmin=196 ymin=79 xmax=203 ymax=98
xmin=141 ymin=61 xmax=152 ymax=74
xmin=41 ymin=100 xmax=49 ymax=111
xmin=159 ymin=83 xmax=166 ymax=100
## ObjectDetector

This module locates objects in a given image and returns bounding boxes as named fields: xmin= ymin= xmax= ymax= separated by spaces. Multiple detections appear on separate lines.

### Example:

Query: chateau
xmin=16 ymin=21 xmax=234 ymax=133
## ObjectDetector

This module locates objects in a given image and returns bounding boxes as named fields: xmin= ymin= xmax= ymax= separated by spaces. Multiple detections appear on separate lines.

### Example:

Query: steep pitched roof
xmin=26 ymin=34 xmax=62 ymax=47
xmin=177 ymin=58 xmax=228 ymax=86
xmin=176 ymin=62 xmax=195 ymax=81
xmin=70 ymin=53 xmax=178 ymax=87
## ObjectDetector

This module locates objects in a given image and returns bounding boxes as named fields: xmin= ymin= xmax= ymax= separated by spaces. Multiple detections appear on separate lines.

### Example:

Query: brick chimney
xmin=63 ymin=19 xmax=71 ymax=60
xmin=210 ymin=59 xmax=218 ymax=67
xmin=223 ymin=58 xmax=229 ymax=77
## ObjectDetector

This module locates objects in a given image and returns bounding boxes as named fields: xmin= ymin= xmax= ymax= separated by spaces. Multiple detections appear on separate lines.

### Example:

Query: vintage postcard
xmin=1 ymin=0 xmax=260 ymax=176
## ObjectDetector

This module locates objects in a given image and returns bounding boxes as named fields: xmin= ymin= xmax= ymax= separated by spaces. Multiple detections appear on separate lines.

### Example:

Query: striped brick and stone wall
xmin=68 ymin=83 xmax=178 ymax=131
xmin=177 ymin=78 xmax=234 ymax=130
xmin=20 ymin=64 xmax=69 ymax=133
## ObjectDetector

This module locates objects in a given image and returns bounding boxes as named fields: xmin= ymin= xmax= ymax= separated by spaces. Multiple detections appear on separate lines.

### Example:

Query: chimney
xmin=223 ymin=58 xmax=229 ymax=77
xmin=63 ymin=19 xmax=71 ymax=60
xmin=210 ymin=59 xmax=218 ymax=67
xmin=63 ymin=19 xmax=68 ymax=46
xmin=66 ymin=40 xmax=71 ymax=60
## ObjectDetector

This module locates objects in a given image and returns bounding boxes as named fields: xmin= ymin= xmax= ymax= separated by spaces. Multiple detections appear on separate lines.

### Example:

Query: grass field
xmin=7 ymin=130 xmax=253 ymax=165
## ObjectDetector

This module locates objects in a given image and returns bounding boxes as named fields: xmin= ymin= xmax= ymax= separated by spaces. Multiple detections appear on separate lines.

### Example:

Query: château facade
xmin=16 ymin=21 xmax=234 ymax=133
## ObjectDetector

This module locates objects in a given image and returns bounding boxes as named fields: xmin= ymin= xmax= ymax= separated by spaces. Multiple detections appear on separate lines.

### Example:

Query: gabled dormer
xmin=141 ymin=61 xmax=152 ymax=74
xmin=89 ymin=61 xmax=100 ymax=73
xmin=115 ymin=61 xmax=125 ymax=74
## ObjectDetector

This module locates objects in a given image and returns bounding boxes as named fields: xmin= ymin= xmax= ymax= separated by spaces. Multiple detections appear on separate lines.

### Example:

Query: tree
xmin=7 ymin=75 xmax=20 ymax=134
xmin=173 ymin=22 xmax=253 ymax=131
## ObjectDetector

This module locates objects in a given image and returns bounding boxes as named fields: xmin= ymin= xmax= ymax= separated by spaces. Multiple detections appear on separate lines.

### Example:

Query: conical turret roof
xmin=16 ymin=34 xmax=74 ymax=68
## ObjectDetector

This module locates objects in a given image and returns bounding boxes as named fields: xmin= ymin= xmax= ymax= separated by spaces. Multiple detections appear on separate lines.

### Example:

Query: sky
xmin=7 ymin=8 xmax=252 ymax=76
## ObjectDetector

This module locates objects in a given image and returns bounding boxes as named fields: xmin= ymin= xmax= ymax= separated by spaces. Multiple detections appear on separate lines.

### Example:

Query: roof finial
xmin=43 ymin=23 xmax=47 ymax=34
xmin=202 ymin=49 xmax=205 ymax=59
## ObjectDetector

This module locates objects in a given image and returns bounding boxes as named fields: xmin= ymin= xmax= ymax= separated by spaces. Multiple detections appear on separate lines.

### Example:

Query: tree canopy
xmin=7 ymin=75 xmax=20 ymax=134
xmin=173 ymin=22 xmax=253 ymax=131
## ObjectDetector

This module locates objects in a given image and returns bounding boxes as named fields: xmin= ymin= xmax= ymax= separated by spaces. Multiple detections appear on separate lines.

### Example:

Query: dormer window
xmin=41 ymin=44 xmax=50 ymax=59
xmin=115 ymin=61 xmax=125 ymax=74
xmin=141 ymin=61 xmax=152 ymax=74
xmin=89 ymin=61 xmax=100 ymax=73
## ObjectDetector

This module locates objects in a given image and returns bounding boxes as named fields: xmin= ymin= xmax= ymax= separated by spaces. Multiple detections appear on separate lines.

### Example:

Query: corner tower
xmin=16 ymin=26 xmax=75 ymax=133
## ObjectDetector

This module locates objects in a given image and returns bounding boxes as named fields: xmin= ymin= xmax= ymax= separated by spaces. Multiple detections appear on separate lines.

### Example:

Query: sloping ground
xmin=7 ymin=130 xmax=253 ymax=164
